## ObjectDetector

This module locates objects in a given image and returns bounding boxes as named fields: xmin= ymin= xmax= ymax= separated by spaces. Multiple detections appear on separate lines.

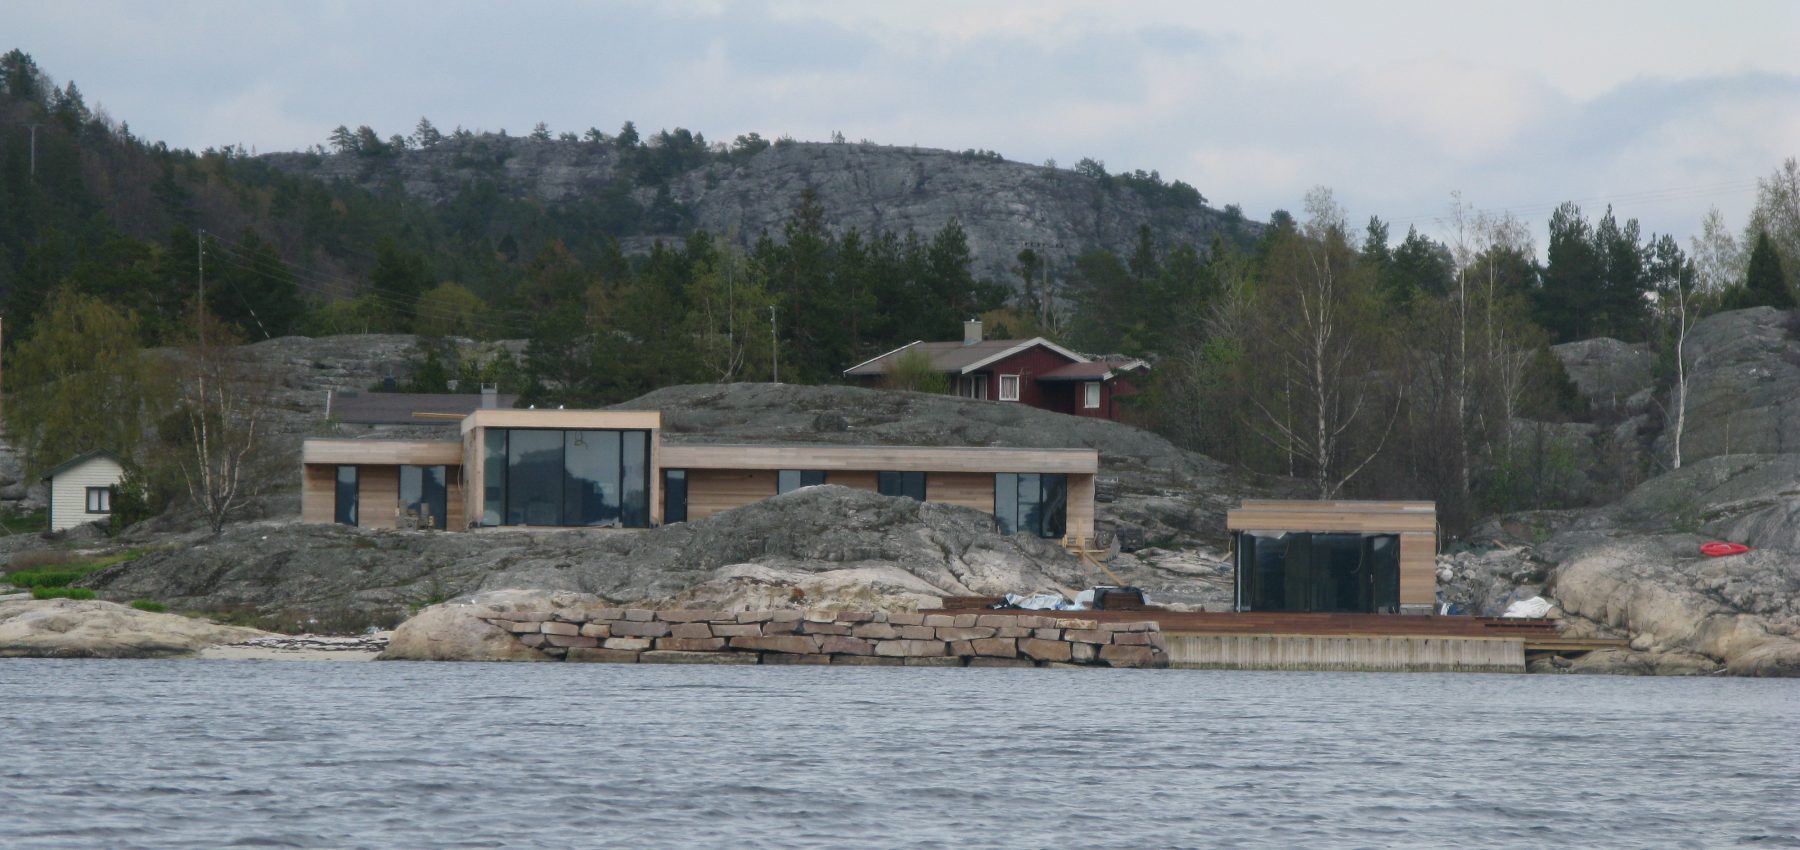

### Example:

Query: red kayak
xmin=1701 ymin=541 xmax=1752 ymax=557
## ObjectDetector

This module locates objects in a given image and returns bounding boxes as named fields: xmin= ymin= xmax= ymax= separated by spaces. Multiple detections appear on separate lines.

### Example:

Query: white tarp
xmin=1502 ymin=596 xmax=1553 ymax=618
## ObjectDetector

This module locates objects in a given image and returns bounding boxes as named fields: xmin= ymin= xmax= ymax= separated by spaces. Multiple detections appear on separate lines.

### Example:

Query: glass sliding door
xmin=506 ymin=429 xmax=564 ymax=526
xmin=877 ymin=471 xmax=926 ymax=501
xmin=400 ymin=465 xmax=448 ymax=529
xmin=777 ymin=470 xmax=827 ymax=494
xmin=334 ymin=466 xmax=358 ymax=526
xmin=1238 ymin=531 xmax=1402 ymax=613
xmin=564 ymin=430 xmax=620 ymax=527
xmin=483 ymin=429 xmax=507 ymax=526
xmin=663 ymin=469 xmax=687 ymax=523
xmin=993 ymin=473 xmax=1069 ymax=538
xmin=620 ymin=431 xmax=649 ymax=527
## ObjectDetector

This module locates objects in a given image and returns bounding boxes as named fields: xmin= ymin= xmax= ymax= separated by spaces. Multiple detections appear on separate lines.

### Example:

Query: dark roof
xmin=843 ymin=338 xmax=1085 ymax=376
xmin=1037 ymin=361 xmax=1120 ymax=381
xmin=331 ymin=391 xmax=518 ymax=425
xmin=40 ymin=449 xmax=126 ymax=482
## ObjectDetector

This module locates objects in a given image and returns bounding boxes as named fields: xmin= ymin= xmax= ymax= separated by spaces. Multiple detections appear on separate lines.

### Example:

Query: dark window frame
xmin=335 ymin=465 xmax=359 ymax=526
xmin=877 ymin=471 xmax=926 ymax=501
xmin=85 ymin=486 xmax=111 ymax=514
xmin=663 ymin=469 xmax=688 ymax=524
xmin=484 ymin=427 xmax=653 ymax=528
xmin=777 ymin=469 xmax=828 ymax=494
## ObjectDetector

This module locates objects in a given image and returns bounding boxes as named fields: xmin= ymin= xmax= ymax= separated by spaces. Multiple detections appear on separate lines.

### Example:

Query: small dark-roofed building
xmin=844 ymin=320 xmax=1145 ymax=420
xmin=329 ymin=389 xmax=518 ymax=425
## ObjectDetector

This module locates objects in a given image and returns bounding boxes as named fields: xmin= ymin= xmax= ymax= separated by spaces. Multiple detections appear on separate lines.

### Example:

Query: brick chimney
xmin=481 ymin=383 xmax=498 ymax=409
xmin=963 ymin=318 xmax=983 ymax=346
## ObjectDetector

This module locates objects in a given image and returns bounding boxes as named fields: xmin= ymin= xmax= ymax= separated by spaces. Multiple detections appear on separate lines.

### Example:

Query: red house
xmin=843 ymin=321 xmax=1146 ymax=421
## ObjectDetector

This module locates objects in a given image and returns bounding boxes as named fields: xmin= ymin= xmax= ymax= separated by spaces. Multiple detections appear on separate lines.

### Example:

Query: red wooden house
xmin=843 ymin=321 xmax=1147 ymax=421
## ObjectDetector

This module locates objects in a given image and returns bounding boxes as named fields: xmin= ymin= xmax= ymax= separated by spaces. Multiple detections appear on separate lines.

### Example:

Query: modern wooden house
xmin=1226 ymin=500 xmax=1438 ymax=615
xmin=40 ymin=450 xmax=126 ymax=532
xmin=843 ymin=320 xmax=1146 ymax=421
xmin=302 ymin=408 xmax=1098 ymax=540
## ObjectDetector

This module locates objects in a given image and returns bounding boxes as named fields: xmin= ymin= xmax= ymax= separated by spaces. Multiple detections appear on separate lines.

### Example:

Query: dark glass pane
xmin=564 ymin=430 xmax=620 ymax=527
xmin=903 ymin=472 xmax=926 ymax=501
xmin=423 ymin=465 xmax=447 ymax=529
xmin=1039 ymin=474 xmax=1067 ymax=538
xmin=1017 ymin=473 xmax=1041 ymax=536
xmin=1249 ymin=532 xmax=1288 ymax=611
xmin=878 ymin=472 xmax=902 ymax=498
xmin=993 ymin=473 xmax=1018 ymax=534
xmin=507 ymin=430 xmax=563 ymax=526
xmin=801 ymin=470 xmax=826 ymax=487
xmin=1313 ymin=533 xmax=1364 ymax=612
xmin=1369 ymin=534 xmax=1400 ymax=613
xmin=663 ymin=469 xmax=688 ymax=524
xmin=777 ymin=470 xmax=801 ymax=494
xmin=1282 ymin=533 xmax=1313 ymax=610
xmin=620 ymin=430 xmax=649 ymax=527
xmin=483 ymin=429 xmax=507 ymax=526
xmin=400 ymin=465 xmax=421 ymax=519
xmin=335 ymin=465 xmax=358 ymax=526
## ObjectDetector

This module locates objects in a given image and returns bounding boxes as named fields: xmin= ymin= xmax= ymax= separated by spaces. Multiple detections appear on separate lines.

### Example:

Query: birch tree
xmin=174 ymin=318 xmax=273 ymax=534
xmin=1248 ymin=187 xmax=1400 ymax=498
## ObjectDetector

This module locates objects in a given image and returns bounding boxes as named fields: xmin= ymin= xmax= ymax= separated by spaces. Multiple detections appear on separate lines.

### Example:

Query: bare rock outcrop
xmin=1551 ymin=337 xmax=1655 ymax=412
xmin=1657 ymin=307 xmax=1800 ymax=464
xmin=0 ymin=598 xmax=271 ymax=658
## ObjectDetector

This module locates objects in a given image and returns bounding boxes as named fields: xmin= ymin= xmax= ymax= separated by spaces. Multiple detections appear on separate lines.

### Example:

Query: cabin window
xmin=400 ymin=465 xmax=448 ymax=529
xmin=959 ymin=375 xmax=990 ymax=400
xmin=1083 ymin=381 xmax=1101 ymax=409
xmin=86 ymin=487 xmax=111 ymax=514
xmin=335 ymin=465 xmax=359 ymax=526
xmin=484 ymin=428 xmax=652 ymax=527
xmin=777 ymin=470 xmax=828 ymax=494
xmin=998 ymin=374 xmax=1020 ymax=401
xmin=663 ymin=469 xmax=688 ymax=523
xmin=1235 ymin=531 xmax=1400 ymax=614
xmin=877 ymin=471 xmax=926 ymax=501
xmin=994 ymin=473 xmax=1068 ymax=538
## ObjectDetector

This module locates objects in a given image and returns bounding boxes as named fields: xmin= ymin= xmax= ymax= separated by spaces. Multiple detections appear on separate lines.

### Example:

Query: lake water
xmin=2 ymin=660 xmax=1796 ymax=850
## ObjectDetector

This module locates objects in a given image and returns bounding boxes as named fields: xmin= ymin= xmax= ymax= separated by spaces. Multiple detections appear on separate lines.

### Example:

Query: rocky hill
xmin=261 ymin=137 xmax=1254 ymax=283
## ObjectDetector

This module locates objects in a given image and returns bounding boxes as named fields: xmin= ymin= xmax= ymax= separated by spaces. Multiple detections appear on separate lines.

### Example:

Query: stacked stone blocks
xmin=475 ymin=607 xmax=1169 ymax=668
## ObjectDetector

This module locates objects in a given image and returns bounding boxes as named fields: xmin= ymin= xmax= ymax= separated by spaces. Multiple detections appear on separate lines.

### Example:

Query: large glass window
xmin=777 ymin=470 xmax=827 ymax=494
xmin=877 ymin=471 xmax=926 ymax=501
xmin=334 ymin=465 xmax=358 ymax=526
xmin=663 ymin=469 xmax=688 ymax=524
xmin=1236 ymin=531 xmax=1400 ymax=613
xmin=994 ymin=473 xmax=1068 ymax=538
xmin=400 ymin=465 xmax=448 ymax=529
xmin=483 ymin=428 xmax=652 ymax=528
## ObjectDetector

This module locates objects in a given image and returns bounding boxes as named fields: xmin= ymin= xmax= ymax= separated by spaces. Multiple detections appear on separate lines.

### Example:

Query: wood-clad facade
xmin=1227 ymin=500 xmax=1438 ymax=615
xmin=301 ymin=410 xmax=1098 ymax=540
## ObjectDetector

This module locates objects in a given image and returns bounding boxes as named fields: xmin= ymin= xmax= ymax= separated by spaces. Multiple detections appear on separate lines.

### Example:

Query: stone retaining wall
xmin=477 ymin=607 xmax=1169 ymax=668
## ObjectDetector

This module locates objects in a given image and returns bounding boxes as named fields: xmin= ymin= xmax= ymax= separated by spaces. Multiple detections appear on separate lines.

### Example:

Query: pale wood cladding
xmin=685 ymin=469 xmax=778 ymax=520
xmin=1399 ymin=532 xmax=1435 ymax=605
xmin=1066 ymin=473 xmax=1096 ymax=538
xmin=1226 ymin=508 xmax=1437 ymax=534
xmin=302 ymin=439 xmax=462 ymax=466
xmin=462 ymin=409 xmax=661 ymax=433
xmin=659 ymin=443 xmax=1098 ymax=474
xmin=828 ymin=471 xmax=878 ymax=491
xmin=301 ymin=465 xmax=336 ymax=523
xmin=358 ymin=466 xmax=400 ymax=530
xmin=927 ymin=472 xmax=993 ymax=512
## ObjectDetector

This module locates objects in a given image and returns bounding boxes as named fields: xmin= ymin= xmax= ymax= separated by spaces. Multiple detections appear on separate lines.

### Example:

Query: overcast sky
xmin=9 ymin=0 xmax=1799 ymax=248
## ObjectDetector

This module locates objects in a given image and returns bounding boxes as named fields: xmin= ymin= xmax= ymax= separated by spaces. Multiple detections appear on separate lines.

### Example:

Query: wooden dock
xmin=924 ymin=604 xmax=1625 ymax=672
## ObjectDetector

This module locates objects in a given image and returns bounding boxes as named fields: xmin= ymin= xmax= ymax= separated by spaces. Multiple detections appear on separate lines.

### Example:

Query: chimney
xmin=963 ymin=318 xmax=983 ymax=346
xmin=481 ymin=383 xmax=498 ymax=409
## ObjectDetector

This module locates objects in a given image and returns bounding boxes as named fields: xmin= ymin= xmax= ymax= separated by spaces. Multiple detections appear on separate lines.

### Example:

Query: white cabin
xmin=40 ymin=450 xmax=125 ymax=532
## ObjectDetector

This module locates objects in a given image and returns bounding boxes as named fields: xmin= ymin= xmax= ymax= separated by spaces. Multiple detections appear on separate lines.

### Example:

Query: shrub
xmin=32 ymin=586 xmax=96 ymax=600
xmin=884 ymin=348 xmax=949 ymax=394
xmin=4 ymin=549 xmax=79 ymax=574
xmin=129 ymin=599 xmax=166 ymax=613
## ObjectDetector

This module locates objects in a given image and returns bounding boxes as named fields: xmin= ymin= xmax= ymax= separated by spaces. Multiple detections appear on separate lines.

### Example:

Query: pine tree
xmin=1742 ymin=230 xmax=1793 ymax=309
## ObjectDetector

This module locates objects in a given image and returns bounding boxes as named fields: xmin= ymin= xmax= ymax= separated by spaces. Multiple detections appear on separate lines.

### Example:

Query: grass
xmin=32 ymin=587 xmax=96 ymax=600
xmin=4 ymin=547 xmax=158 ymax=589
xmin=129 ymin=599 xmax=166 ymax=613
xmin=0 ymin=508 xmax=48 ymax=535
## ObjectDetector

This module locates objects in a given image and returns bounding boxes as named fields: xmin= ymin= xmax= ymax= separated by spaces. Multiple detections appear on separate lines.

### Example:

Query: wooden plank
xmin=1227 ymin=507 xmax=1437 ymax=534
xmin=659 ymin=443 xmax=1098 ymax=474
xmin=444 ymin=467 xmax=465 ymax=531
xmin=302 ymin=439 xmax=462 ymax=466
xmin=829 ymin=470 xmax=878 ymax=491
xmin=1399 ymin=531 xmax=1436 ymax=605
xmin=461 ymin=409 xmax=661 ymax=433
xmin=1066 ymin=472 xmax=1095 ymax=539
xmin=927 ymin=472 xmax=993 ymax=512
xmin=359 ymin=465 xmax=400 ymax=530
xmin=685 ymin=468 xmax=778 ymax=520
xmin=301 ymin=464 xmax=336 ymax=524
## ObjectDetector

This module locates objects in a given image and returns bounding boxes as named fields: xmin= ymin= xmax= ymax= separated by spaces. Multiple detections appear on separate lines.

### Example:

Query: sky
xmin=8 ymin=0 xmax=1799 ymax=249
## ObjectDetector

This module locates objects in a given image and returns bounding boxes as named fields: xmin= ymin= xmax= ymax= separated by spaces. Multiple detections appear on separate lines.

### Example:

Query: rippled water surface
xmin=2 ymin=660 xmax=1797 ymax=849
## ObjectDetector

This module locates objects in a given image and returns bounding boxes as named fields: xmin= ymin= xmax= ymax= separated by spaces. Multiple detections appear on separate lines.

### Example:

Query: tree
xmin=7 ymin=288 xmax=168 ymax=478
xmin=1535 ymin=202 xmax=1603 ymax=342
xmin=1689 ymin=206 xmax=1742 ymax=295
xmin=328 ymin=125 xmax=358 ymax=154
xmin=616 ymin=121 xmax=640 ymax=149
xmin=1737 ymin=230 xmax=1793 ymax=309
xmin=530 ymin=121 xmax=552 ymax=141
xmin=1746 ymin=157 xmax=1800 ymax=295
xmin=1246 ymin=188 xmax=1399 ymax=498
xmin=414 ymin=282 xmax=489 ymax=338
xmin=884 ymin=348 xmax=948 ymax=393
xmin=369 ymin=238 xmax=432 ymax=329
xmin=411 ymin=117 xmax=443 ymax=149
xmin=1649 ymin=234 xmax=1700 ymax=469
xmin=171 ymin=316 xmax=274 ymax=533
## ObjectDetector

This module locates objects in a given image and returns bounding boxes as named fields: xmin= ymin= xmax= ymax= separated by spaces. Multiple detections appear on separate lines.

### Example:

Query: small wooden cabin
xmin=1226 ymin=500 xmax=1438 ymax=615
xmin=40 ymin=450 xmax=126 ymax=532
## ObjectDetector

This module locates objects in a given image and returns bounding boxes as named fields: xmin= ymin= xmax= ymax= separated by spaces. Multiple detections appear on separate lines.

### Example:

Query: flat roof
xmin=660 ymin=442 xmax=1099 ymax=474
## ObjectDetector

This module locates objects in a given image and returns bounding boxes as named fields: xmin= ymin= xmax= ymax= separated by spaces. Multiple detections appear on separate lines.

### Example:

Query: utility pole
xmin=27 ymin=124 xmax=39 ymax=179
xmin=769 ymin=305 xmax=778 ymax=384
xmin=197 ymin=229 xmax=205 ymax=346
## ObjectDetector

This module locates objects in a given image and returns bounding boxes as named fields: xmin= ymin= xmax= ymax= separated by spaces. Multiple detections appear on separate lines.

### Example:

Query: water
xmin=2 ymin=661 xmax=1796 ymax=850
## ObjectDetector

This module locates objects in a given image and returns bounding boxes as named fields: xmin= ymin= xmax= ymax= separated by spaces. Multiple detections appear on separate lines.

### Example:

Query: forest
xmin=4 ymin=48 xmax=1799 ymax=532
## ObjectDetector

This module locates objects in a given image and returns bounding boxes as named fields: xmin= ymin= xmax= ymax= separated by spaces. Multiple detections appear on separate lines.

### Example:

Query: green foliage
xmin=7 ymin=288 xmax=170 ymax=478
xmin=884 ymin=348 xmax=949 ymax=393
xmin=413 ymin=282 xmax=489 ymax=337
xmin=6 ymin=548 xmax=154 ymax=588
xmin=32 ymin=586 xmax=96 ymax=600
xmin=1725 ymin=230 xmax=1793 ymax=310
xmin=129 ymin=599 xmax=166 ymax=612
xmin=0 ymin=507 xmax=48 ymax=535
xmin=109 ymin=466 xmax=173 ymax=532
